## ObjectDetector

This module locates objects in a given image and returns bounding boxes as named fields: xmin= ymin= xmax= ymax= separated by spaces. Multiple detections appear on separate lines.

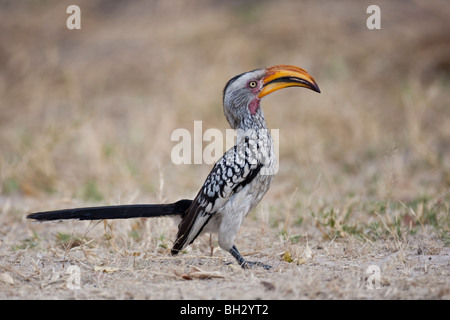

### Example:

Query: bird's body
xmin=27 ymin=65 xmax=320 ymax=269
xmin=172 ymin=123 xmax=275 ymax=258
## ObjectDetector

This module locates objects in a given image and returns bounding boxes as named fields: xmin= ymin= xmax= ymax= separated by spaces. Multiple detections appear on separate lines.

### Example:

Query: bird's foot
xmin=228 ymin=245 xmax=272 ymax=270
xmin=225 ymin=260 xmax=272 ymax=270
xmin=241 ymin=260 xmax=272 ymax=270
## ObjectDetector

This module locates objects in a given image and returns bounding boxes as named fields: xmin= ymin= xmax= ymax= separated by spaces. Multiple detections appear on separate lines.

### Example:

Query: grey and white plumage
xmin=171 ymin=70 xmax=276 ymax=267
xmin=27 ymin=65 xmax=320 ymax=269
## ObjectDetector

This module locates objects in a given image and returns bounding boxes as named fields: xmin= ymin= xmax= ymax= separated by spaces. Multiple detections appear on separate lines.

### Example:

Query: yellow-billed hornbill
xmin=27 ymin=65 xmax=320 ymax=269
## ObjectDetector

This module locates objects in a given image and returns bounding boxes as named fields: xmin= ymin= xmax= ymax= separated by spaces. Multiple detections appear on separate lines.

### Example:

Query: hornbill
xmin=27 ymin=65 xmax=320 ymax=269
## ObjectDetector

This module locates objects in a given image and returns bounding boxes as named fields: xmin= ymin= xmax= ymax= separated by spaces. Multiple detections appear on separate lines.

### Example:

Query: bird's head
xmin=223 ymin=65 xmax=320 ymax=129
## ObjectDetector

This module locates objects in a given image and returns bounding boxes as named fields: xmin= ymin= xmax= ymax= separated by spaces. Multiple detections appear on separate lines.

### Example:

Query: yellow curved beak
xmin=258 ymin=65 xmax=320 ymax=98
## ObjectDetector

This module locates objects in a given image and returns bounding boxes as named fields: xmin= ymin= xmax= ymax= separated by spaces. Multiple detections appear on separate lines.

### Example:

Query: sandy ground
xmin=0 ymin=197 xmax=448 ymax=300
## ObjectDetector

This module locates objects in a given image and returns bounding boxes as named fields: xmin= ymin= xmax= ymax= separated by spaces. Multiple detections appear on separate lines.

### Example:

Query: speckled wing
xmin=171 ymin=136 xmax=266 ymax=254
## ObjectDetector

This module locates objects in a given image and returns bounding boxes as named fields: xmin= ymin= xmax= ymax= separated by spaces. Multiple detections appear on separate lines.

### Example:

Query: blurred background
xmin=0 ymin=0 xmax=449 ymax=220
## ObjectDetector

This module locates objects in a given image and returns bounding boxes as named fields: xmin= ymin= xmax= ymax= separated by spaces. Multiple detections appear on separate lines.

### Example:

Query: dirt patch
xmin=0 ymin=199 xmax=448 ymax=299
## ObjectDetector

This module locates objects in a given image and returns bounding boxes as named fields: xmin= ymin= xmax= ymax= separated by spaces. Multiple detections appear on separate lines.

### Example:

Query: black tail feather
xmin=27 ymin=199 xmax=193 ymax=221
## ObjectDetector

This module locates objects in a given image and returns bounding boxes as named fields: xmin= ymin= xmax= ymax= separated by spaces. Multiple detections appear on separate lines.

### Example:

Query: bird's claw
xmin=241 ymin=261 xmax=272 ymax=270
xmin=226 ymin=260 xmax=272 ymax=270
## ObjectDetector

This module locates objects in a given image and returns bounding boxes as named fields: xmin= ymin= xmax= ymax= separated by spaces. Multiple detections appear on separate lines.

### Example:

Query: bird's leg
xmin=209 ymin=233 xmax=214 ymax=257
xmin=229 ymin=245 xmax=271 ymax=270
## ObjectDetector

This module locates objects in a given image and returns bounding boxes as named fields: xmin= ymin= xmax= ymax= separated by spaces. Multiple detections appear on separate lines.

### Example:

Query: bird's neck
xmin=235 ymin=108 xmax=271 ymax=145
xmin=224 ymin=98 xmax=268 ymax=134
xmin=237 ymin=107 xmax=267 ymax=131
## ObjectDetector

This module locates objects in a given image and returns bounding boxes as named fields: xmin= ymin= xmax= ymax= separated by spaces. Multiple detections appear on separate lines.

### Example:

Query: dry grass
xmin=0 ymin=0 xmax=449 ymax=299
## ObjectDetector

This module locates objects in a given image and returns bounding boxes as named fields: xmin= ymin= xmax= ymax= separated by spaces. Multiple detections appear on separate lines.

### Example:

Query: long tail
xmin=27 ymin=199 xmax=193 ymax=221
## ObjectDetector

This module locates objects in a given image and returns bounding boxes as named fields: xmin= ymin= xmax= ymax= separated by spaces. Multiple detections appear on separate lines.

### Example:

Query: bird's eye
xmin=248 ymin=81 xmax=258 ymax=88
